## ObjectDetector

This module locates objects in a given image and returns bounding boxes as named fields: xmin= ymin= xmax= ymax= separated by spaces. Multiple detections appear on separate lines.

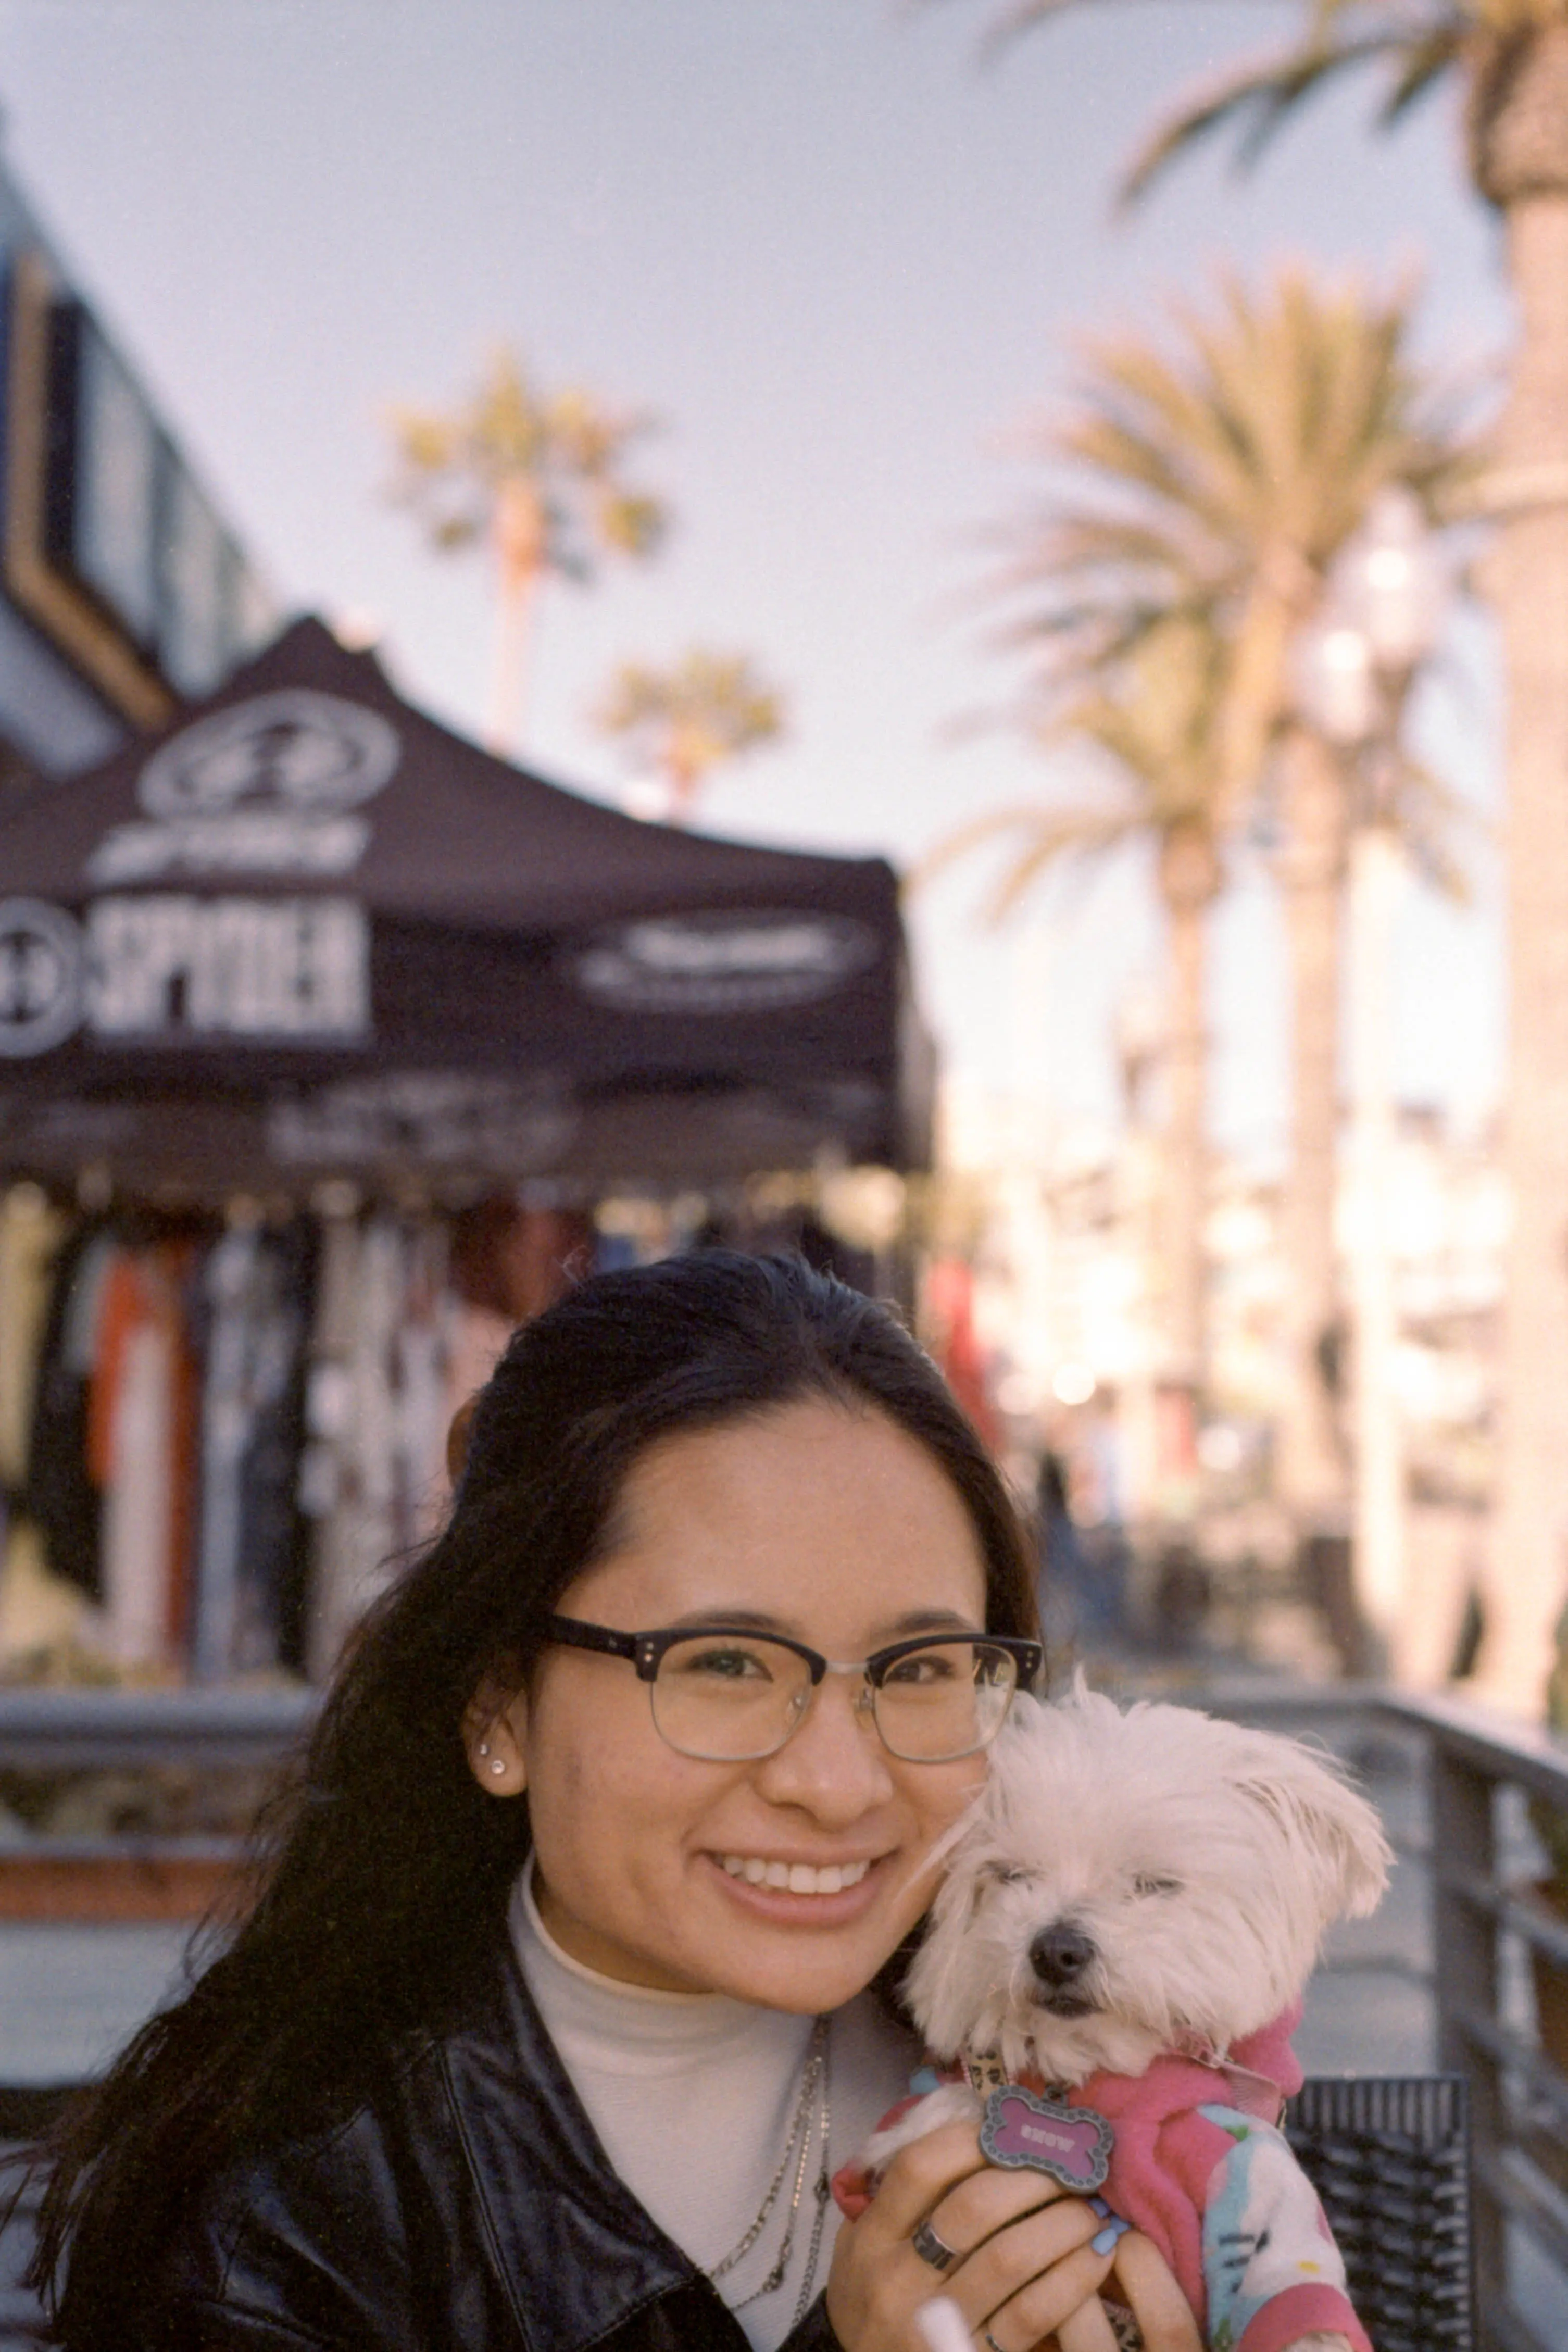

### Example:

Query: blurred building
xmin=936 ymin=1076 xmax=1506 ymax=1546
xmin=0 ymin=140 xmax=273 ymax=786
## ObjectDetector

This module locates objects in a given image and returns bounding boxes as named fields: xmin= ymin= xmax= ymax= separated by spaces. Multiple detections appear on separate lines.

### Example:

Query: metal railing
xmin=1174 ymin=1675 xmax=1568 ymax=2352
xmin=4 ymin=1677 xmax=1568 ymax=2347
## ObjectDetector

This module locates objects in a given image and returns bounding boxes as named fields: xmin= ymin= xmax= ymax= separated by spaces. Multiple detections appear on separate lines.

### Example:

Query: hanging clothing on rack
xmin=299 ymin=1207 xmax=362 ymax=1683
xmin=304 ymin=1210 xmax=414 ymax=1681
xmin=0 ymin=1184 xmax=74 ymax=1659
xmin=0 ymin=1189 xmax=609 ymax=1688
xmin=0 ymin=1186 xmax=64 ymax=1504
xmin=192 ymin=1218 xmax=314 ymax=1682
xmin=399 ymin=1217 xmax=456 ymax=1547
xmin=25 ymin=1220 xmax=118 ymax=1603
xmin=88 ymin=1239 xmax=200 ymax=1672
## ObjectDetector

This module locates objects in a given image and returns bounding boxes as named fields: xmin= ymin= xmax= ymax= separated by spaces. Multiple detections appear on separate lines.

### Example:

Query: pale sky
xmin=0 ymin=0 xmax=1513 ymax=1165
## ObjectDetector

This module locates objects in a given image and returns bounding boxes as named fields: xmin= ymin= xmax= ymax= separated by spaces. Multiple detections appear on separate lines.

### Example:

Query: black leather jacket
xmin=145 ymin=1937 xmax=844 ymax=2352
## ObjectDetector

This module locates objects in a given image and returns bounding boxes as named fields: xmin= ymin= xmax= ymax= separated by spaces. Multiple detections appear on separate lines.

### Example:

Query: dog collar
xmin=960 ymin=2036 xmax=1286 ymax=2128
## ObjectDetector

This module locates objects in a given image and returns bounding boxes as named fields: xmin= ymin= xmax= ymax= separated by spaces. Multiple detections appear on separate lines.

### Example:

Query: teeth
xmin=718 ymin=1857 xmax=871 ymax=1894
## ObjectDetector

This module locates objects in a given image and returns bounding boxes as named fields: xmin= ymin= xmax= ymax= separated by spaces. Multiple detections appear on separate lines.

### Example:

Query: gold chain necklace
xmin=705 ymin=2012 xmax=833 ymax=2326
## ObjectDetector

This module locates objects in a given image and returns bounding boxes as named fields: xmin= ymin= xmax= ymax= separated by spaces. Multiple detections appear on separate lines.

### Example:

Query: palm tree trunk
xmin=1158 ymin=831 xmax=1218 ymax=1393
xmin=1345 ymin=821 xmax=1407 ymax=1673
xmin=664 ymin=736 xmax=704 ymax=826
xmin=1274 ymin=729 xmax=1350 ymax=1528
xmin=1486 ymin=171 xmax=1568 ymax=1712
xmin=486 ymin=480 xmax=546 ymax=757
xmin=486 ymin=569 xmax=540 ymax=757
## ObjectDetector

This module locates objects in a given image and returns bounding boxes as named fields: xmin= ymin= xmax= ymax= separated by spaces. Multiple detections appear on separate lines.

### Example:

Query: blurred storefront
xmin=0 ymin=621 xmax=932 ymax=1684
xmin=0 ymin=153 xmax=935 ymax=1692
xmin=0 ymin=145 xmax=274 ymax=786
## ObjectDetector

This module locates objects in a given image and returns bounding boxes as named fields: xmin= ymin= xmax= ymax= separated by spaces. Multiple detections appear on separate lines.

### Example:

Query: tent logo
xmin=87 ymin=897 xmax=371 ymax=1042
xmin=137 ymin=691 xmax=402 ymax=817
xmin=572 ymin=911 xmax=879 ymax=1013
xmin=268 ymin=1073 xmax=575 ymax=1172
xmin=0 ymin=898 xmax=84 ymax=1057
xmin=86 ymin=692 xmax=402 ymax=887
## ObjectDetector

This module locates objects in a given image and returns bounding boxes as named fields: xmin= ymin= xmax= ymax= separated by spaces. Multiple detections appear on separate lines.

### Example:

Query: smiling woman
xmin=19 ymin=1253 xmax=1196 ymax=2352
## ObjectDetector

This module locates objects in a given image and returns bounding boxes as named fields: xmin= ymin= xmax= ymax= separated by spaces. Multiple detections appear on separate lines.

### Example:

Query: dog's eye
xmin=1133 ymin=1873 xmax=1182 ymax=1898
xmin=981 ymin=1863 xmax=1031 ymax=1886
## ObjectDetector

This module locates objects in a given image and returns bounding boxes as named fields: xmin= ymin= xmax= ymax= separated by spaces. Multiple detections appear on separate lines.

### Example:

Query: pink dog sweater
xmin=833 ymin=2007 xmax=1371 ymax=2352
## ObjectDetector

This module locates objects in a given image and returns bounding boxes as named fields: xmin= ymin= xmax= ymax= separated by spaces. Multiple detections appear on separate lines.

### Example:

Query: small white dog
xmin=838 ymin=1685 xmax=1391 ymax=2352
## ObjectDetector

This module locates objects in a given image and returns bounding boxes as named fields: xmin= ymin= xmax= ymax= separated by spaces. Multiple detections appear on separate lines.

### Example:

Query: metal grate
xmin=1288 ymin=2074 xmax=1474 ymax=2351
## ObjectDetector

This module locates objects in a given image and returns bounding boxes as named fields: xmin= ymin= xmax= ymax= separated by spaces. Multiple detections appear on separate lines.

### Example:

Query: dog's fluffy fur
xmin=867 ymin=1684 xmax=1391 ymax=2352
xmin=905 ymin=1683 xmax=1390 ymax=2084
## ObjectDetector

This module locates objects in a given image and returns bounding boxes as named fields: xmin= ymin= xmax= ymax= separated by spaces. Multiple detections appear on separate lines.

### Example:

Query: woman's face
xmin=473 ymin=1396 xmax=994 ymax=2012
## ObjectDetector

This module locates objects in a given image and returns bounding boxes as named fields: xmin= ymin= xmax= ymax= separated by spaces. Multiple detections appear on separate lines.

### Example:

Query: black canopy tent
xmin=0 ymin=619 xmax=933 ymax=1200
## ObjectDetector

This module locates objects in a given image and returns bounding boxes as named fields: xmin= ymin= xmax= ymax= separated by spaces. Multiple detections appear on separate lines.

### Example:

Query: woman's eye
xmin=883 ymin=1652 xmax=956 ymax=1686
xmin=682 ymin=1647 xmax=770 ymax=1682
xmin=1133 ymin=1873 xmax=1182 ymax=1898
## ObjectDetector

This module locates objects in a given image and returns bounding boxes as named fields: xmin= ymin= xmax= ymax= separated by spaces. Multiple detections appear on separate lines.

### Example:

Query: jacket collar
xmin=436 ymin=1929 xmax=745 ymax=2352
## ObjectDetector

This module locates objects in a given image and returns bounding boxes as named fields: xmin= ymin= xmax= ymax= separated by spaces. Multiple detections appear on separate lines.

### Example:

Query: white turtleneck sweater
xmin=511 ymin=1870 xmax=915 ymax=2352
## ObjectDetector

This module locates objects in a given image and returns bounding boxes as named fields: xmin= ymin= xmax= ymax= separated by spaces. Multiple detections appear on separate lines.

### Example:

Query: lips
xmin=717 ymin=1855 xmax=872 ymax=1895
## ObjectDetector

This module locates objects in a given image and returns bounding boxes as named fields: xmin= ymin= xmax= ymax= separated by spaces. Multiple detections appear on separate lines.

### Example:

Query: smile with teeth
xmin=718 ymin=1856 xmax=872 ymax=1895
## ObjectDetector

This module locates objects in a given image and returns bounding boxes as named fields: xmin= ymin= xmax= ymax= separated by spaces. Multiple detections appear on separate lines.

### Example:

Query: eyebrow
xmin=662 ymin=1606 xmax=984 ymax=1640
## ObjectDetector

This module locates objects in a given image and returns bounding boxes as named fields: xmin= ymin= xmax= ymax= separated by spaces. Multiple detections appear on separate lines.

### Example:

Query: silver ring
xmin=911 ymin=2217 xmax=958 ymax=2271
xmin=983 ymin=2333 xmax=1007 ymax=2352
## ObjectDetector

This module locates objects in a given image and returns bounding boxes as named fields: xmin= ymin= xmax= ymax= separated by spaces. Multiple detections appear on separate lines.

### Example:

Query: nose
xmin=755 ymin=1672 xmax=894 ymax=1823
xmin=1028 ymin=1921 xmax=1096 ymax=1990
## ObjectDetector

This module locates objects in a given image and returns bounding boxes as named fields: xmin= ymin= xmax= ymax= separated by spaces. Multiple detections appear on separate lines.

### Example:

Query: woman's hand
xmin=824 ymin=2121 xmax=1117 ymax=2352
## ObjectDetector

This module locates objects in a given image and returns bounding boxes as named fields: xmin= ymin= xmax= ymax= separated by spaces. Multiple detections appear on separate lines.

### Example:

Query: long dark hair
xmin=27 ymin=1250 xmax=1036 ymax=2346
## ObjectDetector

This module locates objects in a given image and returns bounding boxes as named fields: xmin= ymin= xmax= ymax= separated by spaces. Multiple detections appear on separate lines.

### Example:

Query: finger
xmin=1055 ymin=2298 xmax=1122 ymax=2352
xmin=1107 ymin=2232 xmax=1204 ymax=2352
xmin=944 ymin=2199 xmax=1111 ymax=2334
xmin=924 ymin=2163 xmax=1069 ymax=2262
xmin=862 ymin=2122 xmax=993 ymax=2241
xmin=974 ymin=2236 xmax=1117 ymax=2351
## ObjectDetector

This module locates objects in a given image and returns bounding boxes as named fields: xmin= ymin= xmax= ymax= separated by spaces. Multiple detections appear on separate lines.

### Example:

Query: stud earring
xmin=478 ymin=1741 xmax=491 ymax=1758
xmin=490 ymin=1758 xmax=507 ymax=1778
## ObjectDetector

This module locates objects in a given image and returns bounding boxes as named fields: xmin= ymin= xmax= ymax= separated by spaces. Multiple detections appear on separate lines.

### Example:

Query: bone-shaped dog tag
xmin=979 ymin=2084 xmax=1113 ymax=2193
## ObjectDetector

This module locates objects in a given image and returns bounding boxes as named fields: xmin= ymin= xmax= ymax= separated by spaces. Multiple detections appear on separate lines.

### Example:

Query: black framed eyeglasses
xmin=542 ymin=1614 xmax=1042 ymax=1763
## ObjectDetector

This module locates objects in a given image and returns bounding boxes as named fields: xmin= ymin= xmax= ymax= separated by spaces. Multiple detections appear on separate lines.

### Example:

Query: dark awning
xmin=0 ymin=618 xmax=933 ymax=1196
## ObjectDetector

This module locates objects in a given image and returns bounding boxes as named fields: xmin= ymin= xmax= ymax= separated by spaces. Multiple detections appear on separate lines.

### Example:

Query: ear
xmin=1236 ymin=1739 xmax=1391 ymax=1923
xmin=463 ymin=1677 xmax=529 ymax=1798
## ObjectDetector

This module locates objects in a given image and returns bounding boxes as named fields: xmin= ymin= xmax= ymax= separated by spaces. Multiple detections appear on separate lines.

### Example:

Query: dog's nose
xmin=1028 ymin=1922 xmax=1095 ymax=1988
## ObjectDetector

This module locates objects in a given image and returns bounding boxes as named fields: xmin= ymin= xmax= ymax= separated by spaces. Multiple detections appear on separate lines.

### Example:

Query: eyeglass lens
xmin=647 ymin=1635 xmax=1019 ymax=1762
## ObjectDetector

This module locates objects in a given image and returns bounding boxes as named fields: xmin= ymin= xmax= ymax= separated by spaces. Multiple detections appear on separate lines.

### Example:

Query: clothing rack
xmin=0 ymin=1184 xmax=593 ymax=1686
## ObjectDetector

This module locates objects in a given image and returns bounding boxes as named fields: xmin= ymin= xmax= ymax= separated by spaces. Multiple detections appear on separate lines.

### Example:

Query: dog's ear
xmin=1233 ymin=1738 xmax=1391 ymax=1924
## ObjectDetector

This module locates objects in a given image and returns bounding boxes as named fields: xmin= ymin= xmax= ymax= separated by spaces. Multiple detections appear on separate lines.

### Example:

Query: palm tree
xmin=935 ymin=614 xmax=1230 ymax=1391
xmin=593 ymin=649 xmax=785 ymax=822
xmin=387 ymin=348 xmax=667 ymax=754
xmin=972 ymin=265 xmax=1475 ymax=1523
xmin=955 ymin=0 xmax=1568 ymax=1693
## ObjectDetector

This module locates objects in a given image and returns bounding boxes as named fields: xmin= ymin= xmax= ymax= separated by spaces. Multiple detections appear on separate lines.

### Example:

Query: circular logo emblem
xmin=137 ymin=690 xmax=402 ymax=819
xmin=572 ymin=911 xmax=879 ymax=1013
xmin=0 ymin=898 xmax=84 ymax=1057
